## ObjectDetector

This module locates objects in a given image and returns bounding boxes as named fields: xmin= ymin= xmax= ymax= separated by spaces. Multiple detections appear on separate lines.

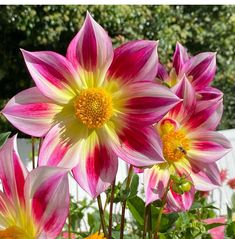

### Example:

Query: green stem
xmin=120 ymin=165 xmax=133 ymax=239
xmin=153 ymin=180 xmax=171 ymax=239
xmin=68 ymin=207 xmax=71 ymax=239
xmin=143 ymin=205 xmax=149 ymax=239
xmin=97 ymin=195 xmax=108 ymax=238
xmin=31 ymin=137 xmax=35 ymax=169
xmin=108 ymin=178 xmax=116 ymax=239
xmin=148 ymin=205 xmax=152 ymax=239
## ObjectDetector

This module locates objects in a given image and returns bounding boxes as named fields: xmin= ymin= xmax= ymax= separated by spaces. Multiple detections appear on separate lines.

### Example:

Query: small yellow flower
xmin=85 ymin=232 xmax=106 ymax=239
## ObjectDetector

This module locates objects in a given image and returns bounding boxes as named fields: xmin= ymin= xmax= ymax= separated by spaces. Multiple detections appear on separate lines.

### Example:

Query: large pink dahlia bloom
xmin=144 ymin=76 xmax=231 ymax=211
xmin=0 ymin=136 xmax=69 ymax=239
xmin=2 ymin=13 xmax=180 ymax=197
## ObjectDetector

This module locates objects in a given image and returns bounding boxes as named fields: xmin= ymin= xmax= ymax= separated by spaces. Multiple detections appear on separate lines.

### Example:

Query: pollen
xmin=74 ymin=88 xmax=113 ymax=129
xmin=0 ymin=226 xmax=29 ymax=239
xmin=161 ymin=122 xmax=189 ymax=162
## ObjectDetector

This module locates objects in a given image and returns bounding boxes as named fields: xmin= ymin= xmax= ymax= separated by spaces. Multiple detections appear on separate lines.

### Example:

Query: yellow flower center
xmin=160 ymin=120 xmax=189 ymax=162
xmin=74 ymin=88 xmax=113 ymax=129
xmin=85 ymin=232 xmax=106 ymax=239
xmin=0 ymin=226 xmax=29 ymax=239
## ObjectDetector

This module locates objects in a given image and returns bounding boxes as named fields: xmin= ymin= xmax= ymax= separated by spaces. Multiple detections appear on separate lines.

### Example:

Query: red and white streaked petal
xmin=66 ymin=12 xmax=113 ymax=87
xmin=24 ymin=166 xmax=69 ymax=238
xmin=197 ymin=86 xmax=223 ymax=102
xmin=72 ymin=132 xmax=118 ymax=198
xmin=173 ymin=42 xmax=189 ymax=75
xmin=189 ymin=161 xmax=222 ymax=191
xmin=144 ymin=164 xmax=170 ymax=205
xmin=181 ymin=52 xmax=216 ymax=91
xmin=38 ymin=122 xmax=88 ymax=169
xmin=166 ymin=185 xmax=195 ymax=212
xmin=187 ymin=130 xmax=232 ymax=163
xmin=156 ymin=63 xmax=168 ymax=81
xmin=21 ymin=50 xmax=79 ymax=104
xmin=2 ymin=87 xmax=62 ymax=137
xmin=0 ymin=135 xmax=28 ymax=205
xmin=187 ymin=97 xmax=223 ymax=131
xmin=108 ymin=40 xmax=158 ymax=84
xmin=123 ymin=81 xmax=181 ymax=126
xmin=169 ymin=75 xmax=196 ymax=123
xmin=114 ymin=126 xmax=164 ymax=167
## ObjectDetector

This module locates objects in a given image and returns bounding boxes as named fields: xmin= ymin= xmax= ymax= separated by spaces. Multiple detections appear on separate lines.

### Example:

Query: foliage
xmin=0 ymin=5 xmax=235 ymax=134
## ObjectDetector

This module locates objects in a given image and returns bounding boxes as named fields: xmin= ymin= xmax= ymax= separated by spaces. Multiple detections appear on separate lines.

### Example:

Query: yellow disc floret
xmin=160 ymin=120 xmax=189 ymax=162
xmin=0 ymin=226 xmax=30 ymax=239
xmin=74 ymin=88 xmax=113 ymax=129
xmin=85 ymin=232 xmax=106 ymax=239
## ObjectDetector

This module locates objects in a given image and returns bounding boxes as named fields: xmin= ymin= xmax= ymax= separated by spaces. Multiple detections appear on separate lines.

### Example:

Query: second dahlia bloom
xmin=144 ymin=76 xmax=232 ymax=211
xmin=2 ymin=13 xmax=180 ymax=197
xmin=0 ymin=136 xmax=69 ymax=239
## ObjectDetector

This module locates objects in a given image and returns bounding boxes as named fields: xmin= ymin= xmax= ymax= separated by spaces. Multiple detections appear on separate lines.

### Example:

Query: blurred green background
xmin=0 ymin=5 xmax=235 ymax=135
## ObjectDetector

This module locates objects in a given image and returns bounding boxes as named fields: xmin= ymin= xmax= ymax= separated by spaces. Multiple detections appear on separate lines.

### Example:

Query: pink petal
xmin=108 ymin=40 xmax=158 ymax=84
xmin=181 ymin=52 xmax=216 ymax=91
xmin=144 ymin=164 xmax=170 ymax=205
xmin=72 ymin=135 xmax=118 ymax=198
xmin=66 ymin=12 xmax=113 ymax=86
xmin=156 ymin=63 xmax=168 ymax=81
xmin=2 ymin=87 xmax=61 ymax=137
xmin=39 ymin=122 xmax=87 ymax=169
xmin=187 ymin=130 xmax=232 ymax=163
xmin=115 ymin=126 xmax=164 ymax=167
xmin=203 ymin=217 xmax=226 ymax=239
xmin=169 ymin=75 xmax=196 ymax=123
xmin=24 ymin=166 xmax=69 ymax=238
xmin=173 ymin=42 xmax=189 ymax=75
xmin=166 ymin=184 xmax=195 ymax=212
xmin=0 ymin=135 xmax=28 ymax=205
xmin=21 ymin=49 xmax=79 ymax=104
xmin=189 ymin=161 xmax=221 ymax=191
xmin=123 ymin=81 xmax=181 ymax=126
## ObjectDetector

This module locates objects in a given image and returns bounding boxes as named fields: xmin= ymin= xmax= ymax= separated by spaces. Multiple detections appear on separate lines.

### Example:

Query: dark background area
xmin=0 ymin=5 xmax=235 ymax=136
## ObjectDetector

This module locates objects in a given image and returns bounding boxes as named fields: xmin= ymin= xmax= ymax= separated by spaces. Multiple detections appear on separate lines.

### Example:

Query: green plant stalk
xmin=31 ymin=137 xmax=35 ymax=169
xmin=143 ymin=205 xmax=149 ymax=239
xmin=120 ymin=165 xmax=134 ymax=239
xmin=68 ymin=209 xmax=71 ymax=239
xmin=97 ymin=195 xmax=108 ymax=238
xmin=148 ymin=205 xmax=152 ymax=239
xmin=153 ymin=180 xmax=171 ymax=239
xmin=108 ymin=178 xmax=116 ymax=239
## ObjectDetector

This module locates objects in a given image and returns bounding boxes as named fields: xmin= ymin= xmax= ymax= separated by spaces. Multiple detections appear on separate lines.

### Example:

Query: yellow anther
xmin=161 ymin=121 xmax=189 ymax=162
xmin=0 ymin=226 xmax=29 ymax=239
xmin=74 ymin=88 xmax=113 ymax=129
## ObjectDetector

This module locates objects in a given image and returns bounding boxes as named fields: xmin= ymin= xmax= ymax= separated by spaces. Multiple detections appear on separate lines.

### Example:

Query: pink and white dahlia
xmin=2 ymin=12 xmax=180 ymax=197
xmin=157 ymin=42 xmax=223 ymax=130
xmin=0 ymin=136 xmax=69 ymax=239
xmin=144 ymin=76 xmax=231 ymax=211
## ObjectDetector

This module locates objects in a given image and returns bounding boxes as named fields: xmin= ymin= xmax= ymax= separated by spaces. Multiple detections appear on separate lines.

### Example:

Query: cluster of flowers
xmin=0 ymin=12 xmax=232 ymax=238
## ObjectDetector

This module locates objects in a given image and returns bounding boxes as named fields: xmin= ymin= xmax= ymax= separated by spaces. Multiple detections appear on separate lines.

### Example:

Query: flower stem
xmin=143 ymin=205 xmax=149 ymax=239
xmin=153 ymin=180 xmax=171 ymax=239
xmin=108 ymin=178 xmax=116 ymax=239
xmin=148 ymin=205 xmax=152 ymax=239
xmin=97 ymin=195 xmax=108 ymax=238
xmin=120 ymin=165 xmax=133 ymax=239
xmin=68 ymin=209 xmax=71 ymax=239
xmin=31 ymin=137 xmax=35 ymax=169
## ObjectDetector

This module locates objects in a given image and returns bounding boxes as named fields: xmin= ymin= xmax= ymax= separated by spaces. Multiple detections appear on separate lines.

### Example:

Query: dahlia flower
xmin=0 ymin=136 xmax=69 ymax=239
xmin=156 ymin=42 xmax=223 ymax=130
xmin=144 ymin=76 xmax=231 ymax=211
xmin=2 ymin=12 xmax=180 ymax=197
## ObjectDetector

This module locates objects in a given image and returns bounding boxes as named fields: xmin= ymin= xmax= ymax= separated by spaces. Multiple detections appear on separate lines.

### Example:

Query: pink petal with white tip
xmin=2 ymin=87 xmax=61 ymax=137
xmin=108 ymin=40 xmax=158 ymax=84
xmin=21 ymin=50 xmax=79 ymax=104
xmin=173 ymin=42 xmax=189 ymax=75
xmin=66 ymin=12 xmax=113 ymax=87
xmin=24 ymin=166 xmax=69 ymax=238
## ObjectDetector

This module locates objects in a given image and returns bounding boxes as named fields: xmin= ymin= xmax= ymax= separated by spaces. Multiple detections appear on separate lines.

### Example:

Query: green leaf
xmin=0 ymin=132 xmax=11 ymax=148
xmin=205 ymin=222 xmax=226 ymax=231
xmin=127 ymin=196 xmax=145 ymax=226
xmin=128 ymin=174 xmax=139 ymax=199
